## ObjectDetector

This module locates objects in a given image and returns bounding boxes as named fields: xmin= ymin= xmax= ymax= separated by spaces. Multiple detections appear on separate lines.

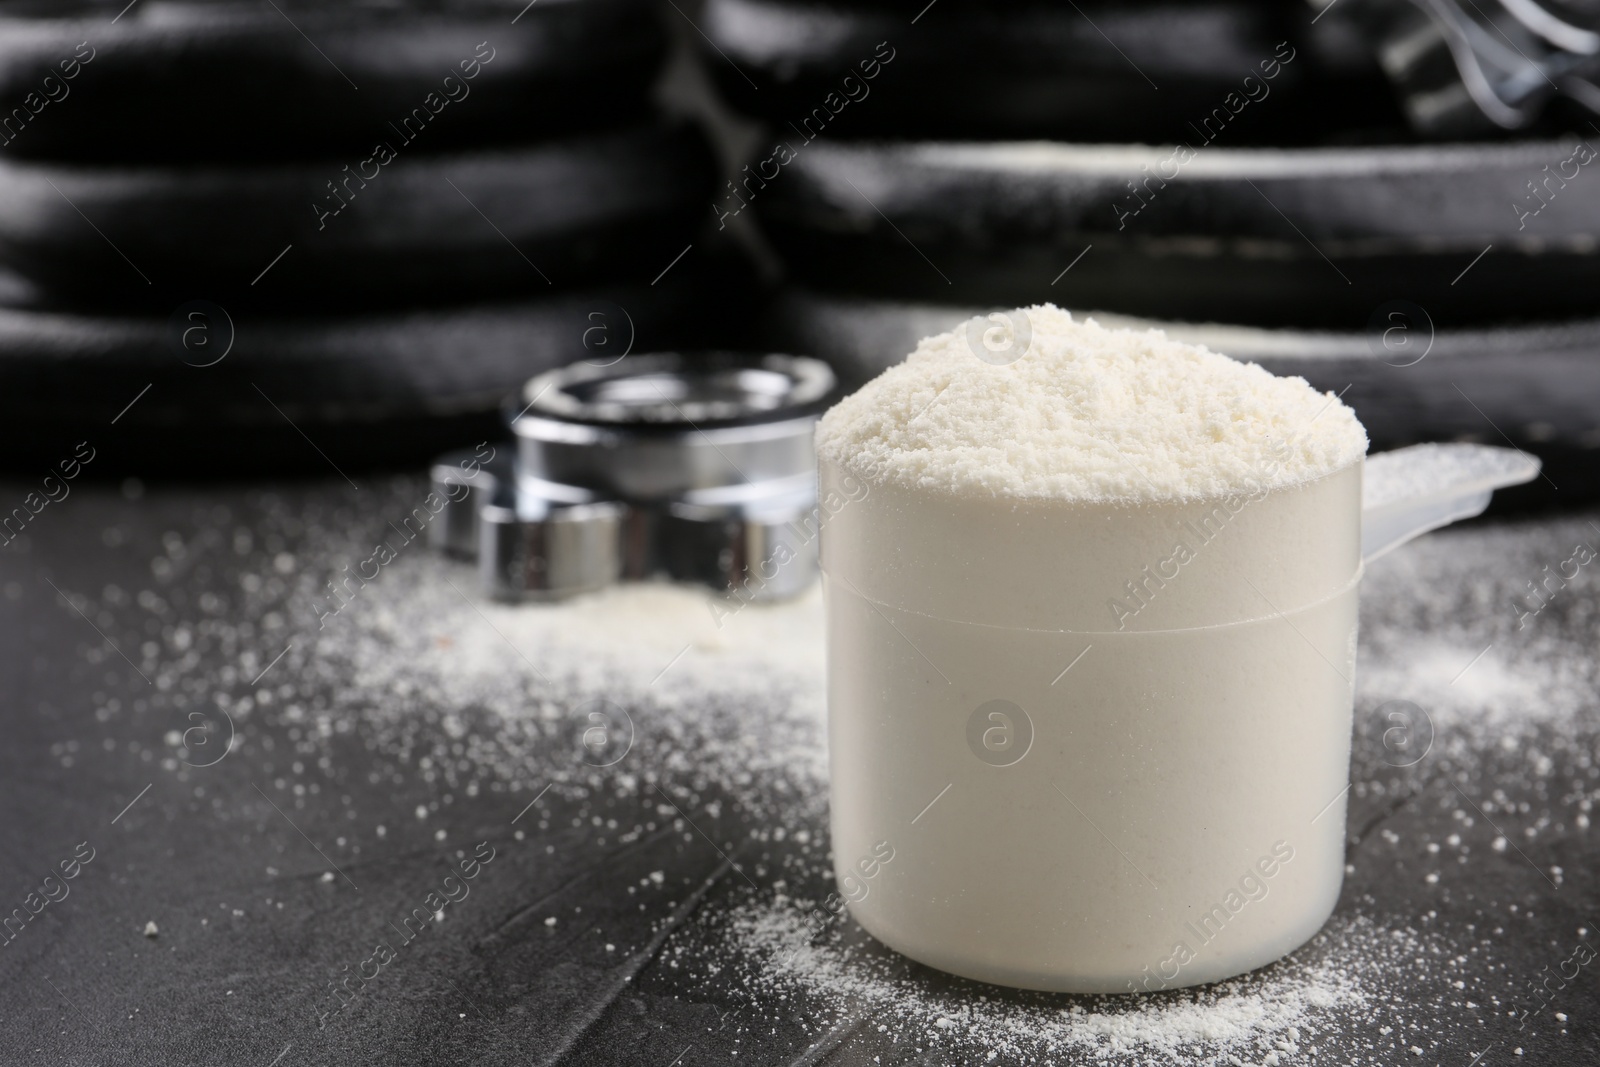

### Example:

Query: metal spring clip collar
xmin=429 ymin=352 xmax=835 ymax=602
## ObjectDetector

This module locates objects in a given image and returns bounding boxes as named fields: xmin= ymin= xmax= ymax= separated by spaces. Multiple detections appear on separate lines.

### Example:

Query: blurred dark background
xmin=1 ymin=0 xmax=1597 ymax=507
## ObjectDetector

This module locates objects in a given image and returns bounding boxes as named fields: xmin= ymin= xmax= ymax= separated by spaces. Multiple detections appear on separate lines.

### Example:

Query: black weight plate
xmin=0 ymin=122 xmax=717 ymax=312
xmin=0 ymin=267 xmax=758 ymax=477
xmin=698 ymin=0 xmax=1403 ymax=144
xmin=0 ymin=0 xmax=665 ymax=163
xmin=756 ymin=287 xmax=1600 ymax=504
xmin=753 ymin=137 xmax=1600 ymax=327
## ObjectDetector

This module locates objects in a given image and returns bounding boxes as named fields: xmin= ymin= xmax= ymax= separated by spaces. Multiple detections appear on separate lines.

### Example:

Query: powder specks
xmin=815 ymin=305 xmax=1367 ymax=502
xmin=54 ymin=481 xmax=1595 ymax=1064
xmin=692 ymin=903 xmax=1477 ymax=1066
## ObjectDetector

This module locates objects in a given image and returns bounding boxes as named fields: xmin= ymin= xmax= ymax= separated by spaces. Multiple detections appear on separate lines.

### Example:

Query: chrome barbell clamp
xmin=430 ymin=352 xmax=836 ymax=602
xmin=428 ymin=449 xmax=507 ymax=560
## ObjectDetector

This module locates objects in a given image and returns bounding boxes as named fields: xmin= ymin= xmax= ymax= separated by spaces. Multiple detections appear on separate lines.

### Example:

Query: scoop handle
xmin=1361 ymin=443 xmax=1541 ymax=564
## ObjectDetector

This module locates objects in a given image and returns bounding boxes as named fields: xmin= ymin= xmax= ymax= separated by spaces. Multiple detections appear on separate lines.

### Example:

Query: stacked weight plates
xmin=751 ymin=137 xmax=1600 ymax=327
xmin=698 ymin=0 xmax=1600 ymax=501
xmin=699 ymin=0 xmax=1403 ymax=144
xmin=0 ymin=0 xmax=723 ymax=473
xmin=0 ymin=279 xmax=719 ymax=475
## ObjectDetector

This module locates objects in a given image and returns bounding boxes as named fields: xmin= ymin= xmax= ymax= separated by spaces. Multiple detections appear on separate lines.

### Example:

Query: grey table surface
xmin=0 ymin=475 xmax=1595 ymax=1066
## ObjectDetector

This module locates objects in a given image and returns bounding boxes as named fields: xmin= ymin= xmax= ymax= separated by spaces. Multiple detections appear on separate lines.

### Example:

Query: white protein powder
xmin=816 ymin=306 xmax=1372 ymax=992
xmin=815 ymin=304 xmax=1366 ymax=502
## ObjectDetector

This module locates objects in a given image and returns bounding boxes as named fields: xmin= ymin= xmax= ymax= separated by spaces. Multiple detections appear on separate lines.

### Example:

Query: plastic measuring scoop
xmin=1362 ymin=443 xmax=1542 ymax=564
xmin=821 ymin=439 xmax=1544 ymax=994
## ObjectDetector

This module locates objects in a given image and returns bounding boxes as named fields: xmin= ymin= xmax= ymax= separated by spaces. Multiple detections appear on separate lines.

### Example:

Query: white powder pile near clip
xmin=815 ymin=304 xmax=1367 ymax=502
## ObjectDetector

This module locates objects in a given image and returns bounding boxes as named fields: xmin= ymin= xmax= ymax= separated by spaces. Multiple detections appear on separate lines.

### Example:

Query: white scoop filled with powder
xmin=816 ymin=305 xmax=1368 ymax=993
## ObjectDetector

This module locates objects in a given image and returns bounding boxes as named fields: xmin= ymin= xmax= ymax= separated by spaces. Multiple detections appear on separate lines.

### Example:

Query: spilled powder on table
xmin=72 ymin=483 xmax=1600 ymax=1065
xmin=683 ymin=905 xmax=1459 ymax=1067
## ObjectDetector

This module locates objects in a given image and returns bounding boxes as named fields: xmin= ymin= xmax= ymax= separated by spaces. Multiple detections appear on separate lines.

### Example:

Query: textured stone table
xmin=0 ymin=477 xmax=1594 ymax=1066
